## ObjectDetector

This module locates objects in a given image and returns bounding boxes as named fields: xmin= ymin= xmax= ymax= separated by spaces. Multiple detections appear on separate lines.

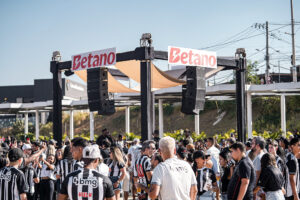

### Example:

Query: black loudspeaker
xmin=87 ymin=68 xmax=115 ymax=115
xmin=181 ymin=66 xmax=206 ymax=115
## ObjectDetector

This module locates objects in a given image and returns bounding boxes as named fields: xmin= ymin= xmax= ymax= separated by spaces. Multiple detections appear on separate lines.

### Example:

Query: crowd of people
xmin=0 ymin=128 xmax=299 ymax=200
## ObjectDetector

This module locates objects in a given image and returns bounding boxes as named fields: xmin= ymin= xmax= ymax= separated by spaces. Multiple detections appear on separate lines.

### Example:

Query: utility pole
xmin=278 ymin=60 xmax=281 ymax=83
xmin=265 ymin=21 xmax=270 ymax=84
xmin=290 ymin=0 xmax=297 ymax=82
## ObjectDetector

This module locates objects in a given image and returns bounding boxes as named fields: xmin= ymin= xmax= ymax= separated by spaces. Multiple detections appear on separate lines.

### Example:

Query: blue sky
xmin=0 ymin=0 xmax=299 ymax=86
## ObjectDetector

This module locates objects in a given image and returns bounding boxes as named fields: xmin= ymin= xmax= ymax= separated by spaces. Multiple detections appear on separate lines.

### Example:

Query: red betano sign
xmin=71 ymin=48 xmax=116 ymax=71
xmin=168 ymin=46 xmax=217 ymax=68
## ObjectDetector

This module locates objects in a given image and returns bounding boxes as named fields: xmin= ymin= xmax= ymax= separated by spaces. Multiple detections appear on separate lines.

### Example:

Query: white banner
xmin=168 ymin=46 xmax=217 ymax=68
xmin=71 ymin=47 xmax=116 ymax=71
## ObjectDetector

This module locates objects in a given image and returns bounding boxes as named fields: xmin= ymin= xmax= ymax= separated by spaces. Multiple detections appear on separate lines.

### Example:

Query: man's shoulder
xmin=65 ymin=169 xmax=82 ymax=179
xmin=90 ymin=170 xmax=111 ymax=184
xmin=128 ymin=145 xmax=136 ymax=152
xmin=140 ymin=155 xmax=151 ymax=161
xmin=10 ymin=167 xmax=25 ymax=176
xmin=208 ymin=146 xmax=220 ymax=152
xmin=286 ymin=152 xmax=295 ymax=161
xmin=239 ymin=157 xmax=254 ymax=169
xmin=158 ymin=158 xmax=192 ymax=170
xmin=99 ymin=162 xmax=109 ymax=168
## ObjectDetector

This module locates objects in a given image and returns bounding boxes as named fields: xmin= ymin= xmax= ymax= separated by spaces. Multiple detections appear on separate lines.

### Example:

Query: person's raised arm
xmin=41 ymin=157 xmax=55 ymax=170
xmin=24 ymin=143 xmax=47 ymax=166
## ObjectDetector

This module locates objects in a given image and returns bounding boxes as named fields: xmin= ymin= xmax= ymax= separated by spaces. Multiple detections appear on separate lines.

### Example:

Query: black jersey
xmin=60 ymin=168 xmax=115 ymax=200
xmin=0 ymin=166 xmax=29 ymax=200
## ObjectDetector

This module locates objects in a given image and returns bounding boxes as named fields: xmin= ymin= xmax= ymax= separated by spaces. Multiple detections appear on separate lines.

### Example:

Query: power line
xmin=202 ymin=24 xmax=290 ymax=50
xmin=202 ymin=31 xmax=264 ymax=50
xmin=199 ymin=26 xmax=253 ymax=49
xmin=269 ymin=46 xmax=292 ymax=57
xmin=211 ymin=29 xmax=257 ymax=51
xmin=248 ymin=47 xmax=266 ymax=58
xmin=201 ymin=27 xmax=256 ymax=50
xmin=269 ymin=22 xmax=300 ymax=25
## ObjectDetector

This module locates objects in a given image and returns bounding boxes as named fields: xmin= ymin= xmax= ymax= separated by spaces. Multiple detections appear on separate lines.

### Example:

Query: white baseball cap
xmin=22 ymin=144 xmax=32 ymax=151
xmin=133 ymin=138 xmax=140 ymax=143
xmin=83 ymin=144 xmax=102 ymax=159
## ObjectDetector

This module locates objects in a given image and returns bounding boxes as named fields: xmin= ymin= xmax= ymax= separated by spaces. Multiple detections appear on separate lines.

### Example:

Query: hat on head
xmin=133 ymin=138 xmax=140 ymax=143
xmin=8 ymin=148 xmax=24 ymax=162
xmin=83 ymin=144 xmax=102 ymax=159
xmin=22 ymin=144 xmax=32 ymax=151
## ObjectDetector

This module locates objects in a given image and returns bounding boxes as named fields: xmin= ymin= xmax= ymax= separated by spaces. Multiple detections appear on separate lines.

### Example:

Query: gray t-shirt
xmin=151 ymin=157 xmax=197 ymax=200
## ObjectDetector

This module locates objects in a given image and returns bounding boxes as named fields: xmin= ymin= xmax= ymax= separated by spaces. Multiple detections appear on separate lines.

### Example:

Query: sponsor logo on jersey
xmin=73 ymin=177 xmax=98 ymax=188
xmin=78 ymin=192 xmax=93 ymax=197
xmin=0 ymin=171 xmax=11 ymax=182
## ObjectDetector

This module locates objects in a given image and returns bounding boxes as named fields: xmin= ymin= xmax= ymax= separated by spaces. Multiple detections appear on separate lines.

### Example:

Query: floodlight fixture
xmin=140 ymin=33 xmax=152 ymax=47
xmin=52 ymin=51 xmax=62 ymax=61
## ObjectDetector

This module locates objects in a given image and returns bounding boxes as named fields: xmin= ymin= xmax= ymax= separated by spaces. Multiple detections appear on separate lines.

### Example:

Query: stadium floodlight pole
xmin=290 ymin=0 xmax=297 ymax=82
xmin=235 ymin=48 xmax=247 ymax=143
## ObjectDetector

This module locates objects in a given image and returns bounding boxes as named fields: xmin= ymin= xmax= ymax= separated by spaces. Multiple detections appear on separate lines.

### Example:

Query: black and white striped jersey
xmin=134 ymin=155 xmax=152 ymax=185
xmin=60 ymin=168 xmax=115 ymax=200
xmin=71 ymin=160 xmax=84 ymax=173
xmin=56 ymin=159 xmax=73 ymax=183
xmin=286 ymin=152 xmax=300 ymax=197
xmin=33 ymin=161 xmax=44 ymax=178
xmin=196 ymin=167 xmax=217 ymax=196
xmin=0 ymin=166 xmax=29 ymax=200
xmin=21 ymin=166 xmax=37 ymax=195
xmin=107 ymin=160 xmax=125 ymax=177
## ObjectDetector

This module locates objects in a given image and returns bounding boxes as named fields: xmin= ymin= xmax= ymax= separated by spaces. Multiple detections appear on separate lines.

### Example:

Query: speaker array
xmin=87 ymin=68 xmax=115 ymax=115
xmin=181 ymin=66 xmax=206 ymax=115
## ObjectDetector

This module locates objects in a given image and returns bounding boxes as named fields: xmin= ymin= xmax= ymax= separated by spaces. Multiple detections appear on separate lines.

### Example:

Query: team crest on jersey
xmin=0 ymin=171 xmax=11 ymax=182
xmin=73 ymin=177 xmax=98 ymax=188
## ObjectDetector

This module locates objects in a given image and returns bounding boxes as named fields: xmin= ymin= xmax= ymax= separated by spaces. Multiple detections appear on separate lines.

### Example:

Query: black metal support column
xmin=140 ymin=60 xmax=153 ymax=142
xmin=51 ymin=61 xmax=63 ymax=147
xmin=235 ymin=48 xmax=247 ymax=143
xmin=152 ymin=92 xmax=155 ymax=133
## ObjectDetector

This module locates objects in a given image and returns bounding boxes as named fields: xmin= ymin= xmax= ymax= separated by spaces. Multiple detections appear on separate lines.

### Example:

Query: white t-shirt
xmin=96 ymin=162 xmax=110 ymax=176
xmin=253 ymin=151 xmax=265 ymax=171
xmin=206 ymin=145 xmax=220 ymax=163
xmin=40 ymin=164 xmax=56 ymax=180
xmin=151 ymin=157 xmax=197 ymax=200
xmin=128 ymin=144 xmax=141 ymax=171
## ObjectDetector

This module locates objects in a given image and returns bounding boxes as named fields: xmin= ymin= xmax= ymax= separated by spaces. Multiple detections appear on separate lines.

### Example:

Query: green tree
xmin=246 ymin=61 xmax=260 ymax=84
